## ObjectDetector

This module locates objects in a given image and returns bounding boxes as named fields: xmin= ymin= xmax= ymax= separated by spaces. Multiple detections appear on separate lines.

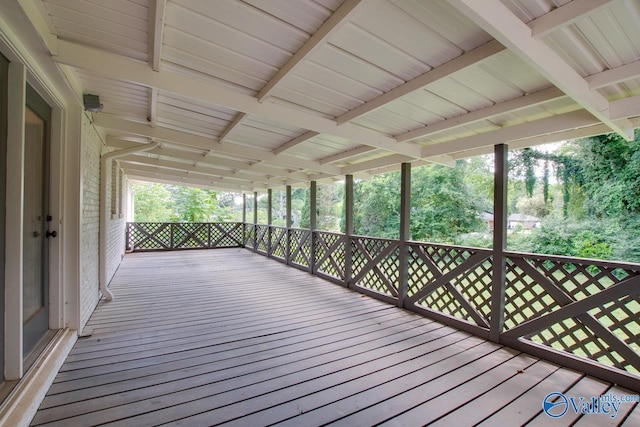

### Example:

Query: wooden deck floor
xmin=32 ymin=249 xmax=639 ymax=426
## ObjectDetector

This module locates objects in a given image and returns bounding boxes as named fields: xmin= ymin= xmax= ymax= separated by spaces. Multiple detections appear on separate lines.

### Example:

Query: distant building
xmin=507 ymin=213 xmax=541 ymax=229
xmin=481 ymin=212 xmax=495 ymax=231
xmin=481 ymin=213 xmax=541 ymax=230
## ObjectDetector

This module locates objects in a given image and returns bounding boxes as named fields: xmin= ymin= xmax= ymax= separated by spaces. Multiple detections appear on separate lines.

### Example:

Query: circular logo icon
xmin=543 ymin=392 xmax=569 ymax=418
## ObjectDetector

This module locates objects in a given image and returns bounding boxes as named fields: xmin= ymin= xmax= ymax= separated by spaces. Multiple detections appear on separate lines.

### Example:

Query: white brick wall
xmin=79 ymin=115 xmax=128 ymax=329
xmin=105 ymin=167 xmax=126 ymax=283
xmin=80 ymin=115 xmax=101 ymax=329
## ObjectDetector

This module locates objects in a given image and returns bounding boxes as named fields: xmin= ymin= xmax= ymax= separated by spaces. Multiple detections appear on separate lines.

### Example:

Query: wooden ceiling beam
xmin=107 ymin=136 xmax=321 ymax=183
xmin=421 ymin=110 xmax=598 ymax=157
xmin=148 ymin=0 xmax=166 ymax=72
xmin=257 ymin=0 xmax=366 ymax=102
xmin=336 ymin=40 xmax=505 ymax=125
xmin=53 ymin=39 xmax=422 ymax=157
xmin=123 ymin=167 xmax=262 ymax=192
xmin=318 ymin=145 xmax=378 ymax=165
xmin=273 ymin=131 xmax=319 ymax=155
xmin=94 ymin=114 xmax=341 ymax=175
xmin=529 ymin=0 xmax=618 ymax=39
xmin=586 ymin=60 xmax=640 ymax=89
xmin=448 ymin=0 xmax=634 ymax=141
xmin=396 ymin=87 xmax=565 ymax=142
xmin=218 ymin=112 xmax=247 ymax=144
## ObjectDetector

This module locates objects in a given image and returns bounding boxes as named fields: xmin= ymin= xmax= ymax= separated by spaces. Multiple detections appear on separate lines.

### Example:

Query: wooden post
xmin=286 ymin=185 xmax=292 ymax=264
xmin=253 ymin=191 xmax=258 ymax=252
xmin=490 ymin=144 xmax=508 ymax=342
xmin=344 ymin=174 xmax=354 ymax=287
xmin=242 ymin=193 xmax=247 ymax=224
xmin=310 ymin=181 xmax=317 ymax=274
xmin=242 ymin=193 xmax=247 ymax=247
xmin=267 ymin=188 xmax=272 ymax=256
xmin=398 ymin=163 xmax=411 ymax=308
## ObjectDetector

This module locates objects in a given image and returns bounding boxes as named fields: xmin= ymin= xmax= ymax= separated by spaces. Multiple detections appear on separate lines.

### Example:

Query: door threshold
xmin=0 ymin=329 xmax=76 ymax=426
xmin=24 ymin=329 xmax=56 ymax=373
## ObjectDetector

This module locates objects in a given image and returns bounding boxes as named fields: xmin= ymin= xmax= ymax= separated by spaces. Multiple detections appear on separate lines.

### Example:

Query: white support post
xmin=62 ymin=105 xmax=82 ymax=333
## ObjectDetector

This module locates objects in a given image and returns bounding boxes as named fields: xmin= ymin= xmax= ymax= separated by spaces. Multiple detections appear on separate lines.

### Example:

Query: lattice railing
xmin=255 ymin=224 xmax=269 ymax=255
xmin=289 ymin=228 xmax=311 ymax=269
xmin=315 ymin=231 xmax=346 ymax=282
xmin=210 ymin=222 xmax=244 ymax=248
xmin=126 ymin=220 xmax=640 ymax=388
xmin=270 ymin=226 xmax=287 ymax=261
xmin=351 ymin=236 xmax=400 ymax=298
xmin=244 ymin=223 xmax=255 ymax=248
xmin=126 ymin=222 xmax=243 ymax=251
xmin=502 ymin=252 xmax=640 ymax=375
xmin=405 ymin=242 xmax=493 ymax=329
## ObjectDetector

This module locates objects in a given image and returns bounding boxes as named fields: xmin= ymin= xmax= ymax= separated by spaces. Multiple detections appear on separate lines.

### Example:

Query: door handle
xmin=46 ymin=230 xmax=57 ymax=238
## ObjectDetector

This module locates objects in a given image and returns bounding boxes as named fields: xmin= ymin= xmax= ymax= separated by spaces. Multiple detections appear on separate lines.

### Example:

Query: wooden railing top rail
xmin=506 ymin=250 xmax=640 ymax=271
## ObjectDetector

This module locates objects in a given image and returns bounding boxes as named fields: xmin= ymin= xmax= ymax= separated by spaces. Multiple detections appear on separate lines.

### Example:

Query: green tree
xmin=410 ymin=163 xmax=484 ymax=243
xmin=133 ymin=183 xmax=172 ymax=222
xmin=508 ymin=130 xmax=640 ymax=262
xmin=349 ymin=162 xmax=486 ymax=242
xmin=169 ymin=186 xmax=220 ymax=222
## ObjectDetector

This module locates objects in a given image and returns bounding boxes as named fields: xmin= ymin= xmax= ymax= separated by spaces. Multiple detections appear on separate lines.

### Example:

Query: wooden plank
xmin=526 ymin=376 xmax=612 ymax=426
xmin=31 ymin=249 xmax=625 ymax=427
xmin=622 ymin=403 xmax=640 ymax=426
xmin=427 ymin=361 xmax=560 ymax=426
xmin=35 ymin=318 xmax=449 ymax=423
xmin=102 ymin=334 xmax=481 ymax=426
xmin=476 ymin=368 xmax=583 ymax=426
xmin=65 ymin=300 xmax=394 ymax=360
xmin=55 ymin=309 xmax=401 ymax=384
xmin=571 ymin=385 xmax=639 ymax=426
xmin=279 ymin=344 xmax=522 ymax=426
xmin=43 ymin=310 xmax=425 ymax=401
xmin=36 ymin=325 xmax=464 ymax=425
xmin=330 ymin=349 xmax=527 ymax=426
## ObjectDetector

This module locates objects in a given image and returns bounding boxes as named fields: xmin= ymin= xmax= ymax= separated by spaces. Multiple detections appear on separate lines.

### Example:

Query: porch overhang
xmin=9 ymin=0 xmax=640 ymax=191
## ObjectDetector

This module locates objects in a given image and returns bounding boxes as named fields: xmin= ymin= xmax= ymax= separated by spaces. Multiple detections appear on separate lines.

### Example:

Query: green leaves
xmin=133 ymin=184 xmax=237 ymax=222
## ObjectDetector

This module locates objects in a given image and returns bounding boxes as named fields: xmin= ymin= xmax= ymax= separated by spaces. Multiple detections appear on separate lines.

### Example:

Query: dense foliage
xmin=351 ymin=163 xmax=485 ymax=241
xmin=133 ymin=184 xmax=239 ymax=222
xmin=133 ymin=130 xmax=640 ymax=263
xmin=506 ymin=130 xmax=640 ymax=262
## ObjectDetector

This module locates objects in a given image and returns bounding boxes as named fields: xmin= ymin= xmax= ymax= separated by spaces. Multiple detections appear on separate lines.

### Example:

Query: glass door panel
xmin=23 ymin=86 xmax=50 ymax=355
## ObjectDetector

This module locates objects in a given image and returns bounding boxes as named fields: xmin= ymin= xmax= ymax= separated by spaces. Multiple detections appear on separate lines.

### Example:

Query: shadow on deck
xmin=32 ymin=249 xmax=639 ymax=426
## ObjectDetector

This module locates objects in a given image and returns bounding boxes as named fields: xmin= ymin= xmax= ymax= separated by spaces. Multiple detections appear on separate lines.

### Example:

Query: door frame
xmin=0 ymin=52 xmax=7 ymax=384
xmin=2 ymin=61 xmax=65 ymax=380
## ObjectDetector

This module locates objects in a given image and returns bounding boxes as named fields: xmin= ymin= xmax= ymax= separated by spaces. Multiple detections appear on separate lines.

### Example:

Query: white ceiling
xmin=14 ymin=0 xmax=640 ymax=192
